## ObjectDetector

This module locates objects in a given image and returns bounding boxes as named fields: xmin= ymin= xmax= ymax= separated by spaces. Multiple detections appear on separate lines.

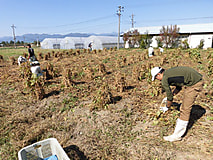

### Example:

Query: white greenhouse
xmin=40 ymin=36 xmax=124 ymax=50
xmin=84 ymin=36 xmax=124 ymax=50
xmin=40 ymin=38 xmax=63 ymax=49
xmin=60 ymin=37 xmax=86 ymax=49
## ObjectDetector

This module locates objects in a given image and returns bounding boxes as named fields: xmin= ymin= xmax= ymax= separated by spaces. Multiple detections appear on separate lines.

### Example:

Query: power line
xmin=137 ymin=16 xmax=213 ymax=24
xmin=12 ymin=11 xmax=213 ymax=37
xmin=42 ymin=20 xmax=118 ymax=35
xmin=19 ymin=14 xmax=115 ymax=29
xmin=54 ymin=15 xmax=115 ymax=27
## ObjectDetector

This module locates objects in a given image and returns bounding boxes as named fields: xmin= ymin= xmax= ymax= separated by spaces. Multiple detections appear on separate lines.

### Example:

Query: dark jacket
xmin=28 ymin=48 xmax=35 ymax=57
xmin=162 ymin=66 xmax=202 ymax=101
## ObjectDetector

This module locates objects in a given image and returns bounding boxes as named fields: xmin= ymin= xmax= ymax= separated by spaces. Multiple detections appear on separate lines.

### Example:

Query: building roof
xmin=85 ymin=35 xmax=123 ymax=44
xmin=62 ymin=37 xmax=86 ymax=43
xmin=129 ymin=23 xmax=213 ymax=35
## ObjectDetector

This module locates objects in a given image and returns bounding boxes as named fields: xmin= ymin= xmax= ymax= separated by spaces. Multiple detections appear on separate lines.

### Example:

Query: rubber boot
xmin=163 ymin=118 xmax=188 ymax=142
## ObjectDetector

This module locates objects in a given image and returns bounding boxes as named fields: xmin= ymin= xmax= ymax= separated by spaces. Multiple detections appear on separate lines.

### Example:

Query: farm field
xmin=0 ymin=47 xmax=213 ymax=160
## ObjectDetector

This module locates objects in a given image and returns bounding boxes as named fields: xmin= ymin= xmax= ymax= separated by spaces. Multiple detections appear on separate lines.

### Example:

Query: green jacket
xmin=162 ymin=66 xmax=202 ymax=101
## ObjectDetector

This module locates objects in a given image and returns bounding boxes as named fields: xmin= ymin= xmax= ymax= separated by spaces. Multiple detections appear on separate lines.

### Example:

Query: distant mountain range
xmin=0 ymin=32 xmax=118 ymax=43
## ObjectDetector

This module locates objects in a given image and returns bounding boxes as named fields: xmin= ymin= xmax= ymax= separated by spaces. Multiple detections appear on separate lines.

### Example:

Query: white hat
xmin=151 ymin=67 xmax=162 ymax=81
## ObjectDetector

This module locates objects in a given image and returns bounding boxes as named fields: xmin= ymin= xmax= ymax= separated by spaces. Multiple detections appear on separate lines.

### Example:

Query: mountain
xmin=0 ymin=32 xmax=118 ymax=43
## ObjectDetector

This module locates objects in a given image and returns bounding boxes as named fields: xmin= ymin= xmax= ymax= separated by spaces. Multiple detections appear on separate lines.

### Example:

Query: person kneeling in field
xmin=30 ymin=61 xmax=43 ymax=77
xmin=151 ymin=66 xmax=203 ymax=142
xmin=18 ymin=56 xmax=27 ymax=66
xmin=148 ymin=46 xmax=154 ymax=57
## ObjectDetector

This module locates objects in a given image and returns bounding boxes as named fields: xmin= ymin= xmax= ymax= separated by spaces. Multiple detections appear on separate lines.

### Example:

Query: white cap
xmin=151 ymin=67 xmax=162 ymax=81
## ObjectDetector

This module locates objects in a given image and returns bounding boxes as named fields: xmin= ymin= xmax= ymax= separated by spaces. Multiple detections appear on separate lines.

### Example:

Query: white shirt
xmin=159 ymin=47 xmax=164 ymax=53
xmin=18 ymin=56 xmax=27 ymax=65
xmin=31 ymin=66 xmax=42 ymax=76
xmin=148 ymin=47 xmax=154 ymax=57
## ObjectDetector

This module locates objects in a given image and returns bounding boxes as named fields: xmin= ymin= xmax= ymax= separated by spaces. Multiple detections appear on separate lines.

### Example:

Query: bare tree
xmin=131 ymin=29 xmax=141 ymax=46
xmin=123 ymin=31 xmax=130 ymax=43
xmin=160 ymin=25 xmax=180 ymax=48
xmin=123 ymin=29 xmax=141 ymax=48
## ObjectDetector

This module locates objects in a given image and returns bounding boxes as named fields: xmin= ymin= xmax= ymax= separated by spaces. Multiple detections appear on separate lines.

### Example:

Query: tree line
xmin=0 ymin=40 xmax=40 ymax=47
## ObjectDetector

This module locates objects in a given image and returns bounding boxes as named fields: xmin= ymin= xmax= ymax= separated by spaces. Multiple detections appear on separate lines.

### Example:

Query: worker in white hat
xmin=148 ymin=45 xmax=154 ymax=57
xmin=30 ymin=61 xmax=43 ymax=77
xmin=151 ymin=66 xmax=203 ymax=142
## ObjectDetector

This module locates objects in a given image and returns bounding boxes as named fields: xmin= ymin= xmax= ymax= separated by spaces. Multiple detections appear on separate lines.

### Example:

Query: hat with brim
xmin=151 ymin=67 xmax=162 ymax=81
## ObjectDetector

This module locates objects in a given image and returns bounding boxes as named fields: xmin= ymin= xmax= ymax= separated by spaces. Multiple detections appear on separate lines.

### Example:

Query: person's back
xmin=159 ymin=47 xmax=164 ymax=53
xmin=28 ymin=48 xmax=34 ymax=57
xmin=162 ymin=66 xmax=202 ymax=87
xmin=148 ymin=46 xmax=154 ymax=57
xmin=30 ymin=61 xmax=42 ymax=77
xmin=18 ymin=56 xmax=27 ymax=66
xmin=27 ymin=44 xmax=37 ymax=61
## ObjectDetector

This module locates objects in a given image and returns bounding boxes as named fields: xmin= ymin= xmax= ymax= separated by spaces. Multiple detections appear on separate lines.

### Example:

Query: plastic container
xmin=18 ymin=138 xmax=70 ymax=160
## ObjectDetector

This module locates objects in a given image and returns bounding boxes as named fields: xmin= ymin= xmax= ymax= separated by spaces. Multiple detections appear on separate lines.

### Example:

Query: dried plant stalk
xmin=35 ymin=81 xmax=45 ymax=100
xmin=62 ymin=68 xmax=75 ymax=87
xmin=91 ymin=82 xmax=113 ymax=111
xmin=38 ymin=53 xmax=43 ymax=60
xmin=115 ymin=74 xmax=127 ymax=92
xmin=10 ymin=56 xmax=16 ymax=65
xmin=99 ymin=63 xmax=107 ymax=75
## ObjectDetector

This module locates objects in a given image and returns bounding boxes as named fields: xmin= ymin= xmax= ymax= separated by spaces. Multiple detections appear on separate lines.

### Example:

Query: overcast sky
xmin=0 ymin=0 xmax=213 ymax=37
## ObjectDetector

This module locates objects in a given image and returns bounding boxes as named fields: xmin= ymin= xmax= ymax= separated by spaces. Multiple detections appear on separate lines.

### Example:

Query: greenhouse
xmin=40 ymin=38 xmax=63 ymax=49
xmin=60 ymin=37 xmax=86 ymax=49
xmin=84 ymin=36 xmax=124 ymax=50
xmin=40 ymin=36 xmax=124 ymax=50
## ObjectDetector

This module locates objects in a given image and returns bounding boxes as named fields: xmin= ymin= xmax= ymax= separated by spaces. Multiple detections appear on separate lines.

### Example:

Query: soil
xmin=0 ymin=48 xmax=212 ymax=160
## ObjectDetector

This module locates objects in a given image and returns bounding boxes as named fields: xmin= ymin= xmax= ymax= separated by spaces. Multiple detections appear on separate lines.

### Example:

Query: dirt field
xmin=0 ymin=48 xmax=212 ymax=160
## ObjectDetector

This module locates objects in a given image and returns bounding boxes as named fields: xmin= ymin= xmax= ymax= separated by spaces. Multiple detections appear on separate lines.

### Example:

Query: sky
xmin=0 ymin=0 xmax=213 ymax=38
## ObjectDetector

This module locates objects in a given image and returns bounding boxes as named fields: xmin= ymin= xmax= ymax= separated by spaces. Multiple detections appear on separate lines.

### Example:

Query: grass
xmin=0 ymin=47 xmax=65 ymax=60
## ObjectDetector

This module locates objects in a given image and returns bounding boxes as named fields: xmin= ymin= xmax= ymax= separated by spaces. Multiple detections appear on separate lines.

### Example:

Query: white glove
xmin=160 ymin=106 xmax=168 ymax=113
xmin=160 ymin=97 xmax=168 ymax=113
xmin=162 ymin=97 xmax=167 ymax=103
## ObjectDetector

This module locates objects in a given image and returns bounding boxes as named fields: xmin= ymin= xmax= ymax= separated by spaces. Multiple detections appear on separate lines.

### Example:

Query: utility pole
xmin=11 ymin=24 xmax=16 ymax=48
xmin=117 ymin=6 xmax=124 ymax=50
xmin=37 ymin=36 xmax=39 ymax=47
xmin=131 ymin=14 xmax=135 ymax=28
xmin=23 ymin=36 xmax=25 ymax=47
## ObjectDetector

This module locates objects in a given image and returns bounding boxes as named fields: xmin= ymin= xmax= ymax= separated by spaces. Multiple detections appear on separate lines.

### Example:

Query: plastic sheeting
xmin=40 ymin=36 xmax=124 ymax=50
xmin=40 ymin=38 xmax=63 ymax=49
xmin=60 ymin=37 xmax=86 ymax=49
xmin=84 ymin=35 xmax=124 ymax=50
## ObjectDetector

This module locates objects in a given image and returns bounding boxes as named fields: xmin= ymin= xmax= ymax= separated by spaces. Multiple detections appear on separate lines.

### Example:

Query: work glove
xmin=160 ymin=106 xmax=169 ymax=113
xmin=160 ymin=100 xmax=173 ymax=113
xmin=160 ymin=97 xmax=169 ymax=113
xmin=161 ymin=97 xmax=167 ymax=104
